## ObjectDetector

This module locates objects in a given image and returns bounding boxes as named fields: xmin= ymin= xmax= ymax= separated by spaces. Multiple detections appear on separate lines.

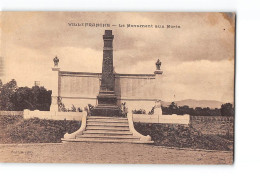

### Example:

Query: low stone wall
xmin=23 ymin=110 xmax=83 ymax=121
xmin=133 ymin=114 xmax=190 ymax=125
xmin=0 ymin=111 xmax=23 ymax=116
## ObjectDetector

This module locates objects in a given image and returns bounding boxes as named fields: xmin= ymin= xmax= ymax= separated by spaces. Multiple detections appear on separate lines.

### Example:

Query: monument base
xmin=92 ymin=105 xmax=121 ymax=117
xmin=92 ymin=91 xmax=121 ymax=117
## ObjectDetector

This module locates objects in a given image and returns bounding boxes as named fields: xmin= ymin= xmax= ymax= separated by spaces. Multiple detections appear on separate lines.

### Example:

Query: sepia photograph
xmin=0 ymin=12 xmax=235 ymax=164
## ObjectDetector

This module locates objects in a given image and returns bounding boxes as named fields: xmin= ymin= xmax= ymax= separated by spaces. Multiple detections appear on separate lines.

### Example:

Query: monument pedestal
xmin=92 ymin=105 xmax=121 ymax=117
xmin=92 ymin=90 xmax=121 ymax=116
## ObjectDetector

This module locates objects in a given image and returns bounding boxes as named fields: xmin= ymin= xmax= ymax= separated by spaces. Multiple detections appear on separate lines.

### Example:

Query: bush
xmin=0 ymin=116 xmax=81 ymax=144
xmin=132 ymin=109 xmax=146 ymax=114
xmin=134 ymin=122 xmax=233 ymax=151
xmin=0 ymin=115 xmax=23 ymax=128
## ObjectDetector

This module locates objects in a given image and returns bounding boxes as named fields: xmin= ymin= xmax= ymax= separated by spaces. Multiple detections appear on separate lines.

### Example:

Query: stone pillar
xmin=153 ymin=63 xmax=163 ymax=115
xmin=154 ymin=100 xmax=163 ymax=115
xmin=50 ymin=67 xmax=60 ymax=112
xmin=154 ymin=69 xmax=163 ymax=100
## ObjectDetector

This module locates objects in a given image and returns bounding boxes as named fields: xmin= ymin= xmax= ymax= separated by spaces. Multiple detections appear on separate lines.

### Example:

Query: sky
xmin=0 ymin=12 xmax=235 ymax=103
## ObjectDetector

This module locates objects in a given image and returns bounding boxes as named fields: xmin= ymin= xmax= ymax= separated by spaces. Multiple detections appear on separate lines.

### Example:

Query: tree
xmin=220 ymin=103 xmax=234 ymax=116
xmin=162 ymin=101 xmax=178 ymax=115
xmin=12 ymin=87 xmax=33 ymax=110
xmin=0 ymin=79 xmax=17 ymax=110
xmin=169 ymin=101 xmax=178 ymax=109
xmin=30 ymin=86 xmax=51 ymax=111
xmin=0 ymin=79 xmax=51 ymax=111
xmin=178 ymin=105 xmax=194 ymax=115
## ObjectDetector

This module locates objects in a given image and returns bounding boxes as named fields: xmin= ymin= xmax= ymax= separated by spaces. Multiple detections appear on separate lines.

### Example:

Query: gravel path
xmin=0 ymin=143 xmax=233 ymax=164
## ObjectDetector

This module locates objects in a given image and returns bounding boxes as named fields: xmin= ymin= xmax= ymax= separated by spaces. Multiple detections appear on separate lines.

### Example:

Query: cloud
xmin=1 ymin=12 xmax=234 ymax=61
xmin=1 ymin=12 xmax=235 ymax=102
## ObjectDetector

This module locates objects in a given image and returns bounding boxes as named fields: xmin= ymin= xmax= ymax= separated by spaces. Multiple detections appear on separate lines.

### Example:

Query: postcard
xmin=0 ymin=12 xmax=235 ymax=164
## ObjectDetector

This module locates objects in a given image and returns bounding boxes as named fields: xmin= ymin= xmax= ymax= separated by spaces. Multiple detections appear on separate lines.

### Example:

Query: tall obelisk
xmin=92 ymin=30 xmax=120 ymax=116
xmin=100 ymin=30 xmax=115 ymax=93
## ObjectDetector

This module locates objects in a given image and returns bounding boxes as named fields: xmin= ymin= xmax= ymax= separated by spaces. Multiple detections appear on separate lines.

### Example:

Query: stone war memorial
xmin=50 ymin=30 xmax=164 ymax=116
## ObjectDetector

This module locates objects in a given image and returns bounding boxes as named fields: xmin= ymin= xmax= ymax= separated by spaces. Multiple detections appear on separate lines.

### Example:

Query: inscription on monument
xmin=100 ymin=31 xmax=115 ymax=92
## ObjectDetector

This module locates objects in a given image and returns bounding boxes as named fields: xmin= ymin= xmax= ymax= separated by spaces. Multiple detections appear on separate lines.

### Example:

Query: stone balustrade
xmin=63 ymin=111 xmax=88 ymax=139
xmin=127 ymin=112 xmax=152 ymax=142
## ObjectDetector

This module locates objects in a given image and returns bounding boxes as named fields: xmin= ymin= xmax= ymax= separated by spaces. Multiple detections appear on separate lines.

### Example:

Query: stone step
xmin=87 ymin=122 xmax=129 ymax=127
xmin=97 ymin=94 xmax=117 ymax=98
xmin=76 ymin=137 xmax=138 ymax=142
xmin=61 ymin=138 xmax=154 ymax=144
xmin=77 ymin=134 xmax=140 ymax=139
xmin=93 ymin=105 xmax=119 ymax=109
xmin=88 ymin=116 xmax=127 ymax=120
xmin=86 ymin=126 xmax=129 ymax=131
xmin=83 ymin=130 xmax=132 ymax=135
xmin=99 ymin=90 xmax=115 ymax=94
xmin=95 ymin=103 xmax=118 ymax=106
xmin=87 ymin=119 xmax=128 ymax=123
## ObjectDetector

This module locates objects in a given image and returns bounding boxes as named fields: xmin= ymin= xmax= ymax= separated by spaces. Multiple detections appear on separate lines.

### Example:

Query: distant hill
xmin=162 ymin=99 xmax=225 ymax=109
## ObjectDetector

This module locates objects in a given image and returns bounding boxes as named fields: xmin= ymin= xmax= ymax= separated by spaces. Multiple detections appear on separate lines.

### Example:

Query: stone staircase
xmin=62 ymin=115 xmax=154 ymax=144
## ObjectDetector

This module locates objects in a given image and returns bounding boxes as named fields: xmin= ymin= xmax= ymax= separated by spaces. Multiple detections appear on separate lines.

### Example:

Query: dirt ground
xmin=0 ymin=143 xmax=233 ymax=164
